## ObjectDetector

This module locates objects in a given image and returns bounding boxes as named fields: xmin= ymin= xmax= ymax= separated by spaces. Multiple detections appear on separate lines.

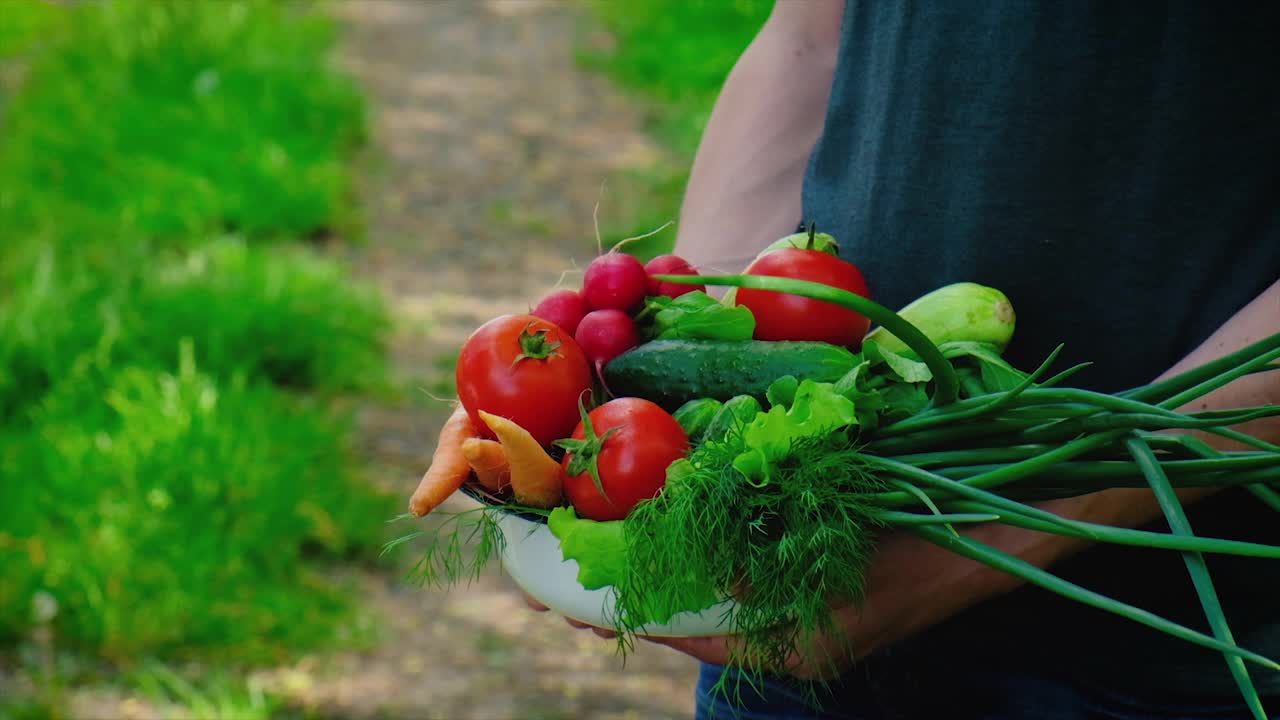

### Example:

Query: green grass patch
xmin=0 ymin=0 xmax=366 ymax=245
xmin=0 ymin=0 xmax=394 ymax=676
xmin=577 ymin=0 xmax=772 ymax=257
xmin=0 ymin=344 xmax=392 ymax=662
xmin=1 ymin=240 xmax=389 ymax=422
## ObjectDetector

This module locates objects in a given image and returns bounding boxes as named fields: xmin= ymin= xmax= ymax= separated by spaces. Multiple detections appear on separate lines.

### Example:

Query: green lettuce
xmin=732 ymin=377 xmax=858 ymax=486
xmin=643 ymin=291 xmax=755 ymax=341
xmin=547 ymin=507 xmax=627 ymax=590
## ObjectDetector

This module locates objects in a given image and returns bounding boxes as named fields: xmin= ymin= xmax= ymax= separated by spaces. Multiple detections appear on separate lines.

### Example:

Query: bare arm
xmin=653 ymin=278 xmax=1280 ymax=675
xmin=672 ymin=0 xmax=845 ymax=273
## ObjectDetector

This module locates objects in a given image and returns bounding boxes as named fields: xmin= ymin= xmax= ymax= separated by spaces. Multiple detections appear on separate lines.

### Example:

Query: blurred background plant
xmin=0 ymin=0 xmax=769 ymax=716
xmin=576 ymin=0 xmax=772 ymax=260
xmin=0 ymin=0 xmax=393 ymax=714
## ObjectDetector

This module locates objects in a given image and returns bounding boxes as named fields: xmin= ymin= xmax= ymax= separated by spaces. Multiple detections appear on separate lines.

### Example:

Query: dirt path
xmin=283 ymin=2 xmax=701 ymax=718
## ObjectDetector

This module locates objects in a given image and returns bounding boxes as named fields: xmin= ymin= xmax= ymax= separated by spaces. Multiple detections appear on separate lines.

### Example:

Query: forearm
xmin=673 ymin=1 xmax=843 ymax=273
xmin=850 ymin=278 xmax=1280 ymax=657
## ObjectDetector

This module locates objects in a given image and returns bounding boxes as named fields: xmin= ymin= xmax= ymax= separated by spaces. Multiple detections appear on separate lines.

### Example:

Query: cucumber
xmin=864 ymin=282 xmax=1016 ymax=354
xmin=603 ymin=339 xmax=858 ymax=411
xmin=672 ymin=398 xmax=722 ymax=442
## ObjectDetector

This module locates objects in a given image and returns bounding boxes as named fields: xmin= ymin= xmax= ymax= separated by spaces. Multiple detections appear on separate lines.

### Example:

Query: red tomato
xmin=456 ymin=315 xmax=593 ymax=448
xmin=560 ymin=398 xmax=688 ymax=521
xmin=735 ymin=248 xmax=872 ymax=347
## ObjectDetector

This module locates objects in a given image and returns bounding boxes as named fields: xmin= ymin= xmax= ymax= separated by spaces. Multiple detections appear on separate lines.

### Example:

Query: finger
xmin=522 ymin=593 xmax=550 ymax=612
xmin=565 ymin=617 xmax=591 ymax=629
xmin=641 ymin=635 xmax=731 ymax=665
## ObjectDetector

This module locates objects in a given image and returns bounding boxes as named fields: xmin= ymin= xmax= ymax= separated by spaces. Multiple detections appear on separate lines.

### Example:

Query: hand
xmin=521 ymin=593 xmax=618 ymax=639
xmin=520 ymin=592 xmax=854 ymax=680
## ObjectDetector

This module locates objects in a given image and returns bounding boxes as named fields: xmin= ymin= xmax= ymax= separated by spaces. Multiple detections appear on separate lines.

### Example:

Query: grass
xmin=576 ymin=0 xmax=773 ymax=259
xmin=0 ymin=0 xmax=366 ymax=246
xmin=0 ymin=241 xmax=389 ymax=422
xmin=0 ymin=0 xmax=394 ymax=689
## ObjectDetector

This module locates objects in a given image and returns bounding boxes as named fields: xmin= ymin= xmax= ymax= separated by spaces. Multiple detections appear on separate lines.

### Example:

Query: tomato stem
xmin=512 ymin=324 xmax=563 ymax=367
xmin=554 ymin=397 xmax=620 ymax=503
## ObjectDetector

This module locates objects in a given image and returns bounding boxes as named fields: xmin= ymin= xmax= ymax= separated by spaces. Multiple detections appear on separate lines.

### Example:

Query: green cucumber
xmin=603 ymin=339 xmax=858 ymax=411
xmin=672 ymin=398 xmax=723 ymax=442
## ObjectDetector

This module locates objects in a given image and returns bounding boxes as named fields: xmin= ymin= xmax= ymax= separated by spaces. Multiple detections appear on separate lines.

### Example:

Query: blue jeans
xmin=695 ymin=662 xmax=1266 ymax=720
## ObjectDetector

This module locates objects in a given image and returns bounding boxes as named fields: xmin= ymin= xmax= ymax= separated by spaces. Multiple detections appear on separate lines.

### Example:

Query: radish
xmin=582 ymin=252 xmax=648 ymax=311
xmin=575 ymin=308 xmax=639 ymax=378
xmin=531 ymin=289 xmax=589 ymax=336
xmin=644 ymin=254 xmax=705 ymax=298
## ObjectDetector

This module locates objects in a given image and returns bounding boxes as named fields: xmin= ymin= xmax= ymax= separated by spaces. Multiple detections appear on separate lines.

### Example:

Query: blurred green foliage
xmin=0 ymin=0 xmax=394 ymax=670
xmin=0 ymin=0 xmax=366 ymax=244
xmin=578 ymin=0 xmax=773 ymax=259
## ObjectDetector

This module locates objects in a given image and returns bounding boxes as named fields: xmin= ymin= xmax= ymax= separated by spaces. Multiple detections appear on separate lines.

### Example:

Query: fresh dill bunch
xmin=615 ymin=428 xmax=887 ymax=677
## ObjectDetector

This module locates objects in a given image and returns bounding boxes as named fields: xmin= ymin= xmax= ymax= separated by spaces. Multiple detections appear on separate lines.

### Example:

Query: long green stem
xmin=870 ymin=510 xmax=1000 ymax=526
xmin=660 ymin=273 xmax=960 ymax=405
xmin=943 ymin=500 xmax=1280 ymax=560
xmin=958 ymin=429 xmax=1130 ymax=491
xmin=910 ymin=523 xmax=1280 ymax=672
xmin=1121 ymin=332 xmax=1280 ymax=404
xmin=874 ymin=346 xmax=1063 ymax=437
xmin=1125 ymin=436 xmax=1266 ymax=719
xmin=1249 ymin=484 xmax=1280 ymax=513
xmin=936 ymin=456 xmax=1280 ymax=485
xmin=1159 ymin=346 xmax=1280 ymax=411
xmin=864 ymin=456 xmax=1094 ymax=537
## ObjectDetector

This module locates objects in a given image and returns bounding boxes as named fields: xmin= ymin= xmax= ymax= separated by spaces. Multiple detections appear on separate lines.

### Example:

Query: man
xmin=547 ymin=2 xmax=1280 ymax=717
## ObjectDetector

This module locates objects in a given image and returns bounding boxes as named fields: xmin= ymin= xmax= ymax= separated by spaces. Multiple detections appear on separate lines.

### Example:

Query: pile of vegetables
xmin=402 ymin=228 xmax=1280 ymax=716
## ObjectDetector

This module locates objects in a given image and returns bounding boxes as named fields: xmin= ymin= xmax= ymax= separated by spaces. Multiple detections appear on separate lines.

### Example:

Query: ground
xmin=285 ymin=2 xmax=701 ymax=718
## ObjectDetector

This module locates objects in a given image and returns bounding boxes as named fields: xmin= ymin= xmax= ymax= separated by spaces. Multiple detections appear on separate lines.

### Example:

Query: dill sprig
xmin=384 ymin=507 xmax=506 ymax=588
xmin=615 ymin=428 xmax=886 ymax=681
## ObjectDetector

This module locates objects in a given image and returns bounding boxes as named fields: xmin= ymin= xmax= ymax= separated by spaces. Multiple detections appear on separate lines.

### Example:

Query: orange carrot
xmin=477 ymin=411 xmax=562 ymax=508
xmin=461 ymin=438 xmax=510 ymax=492
xmin=409 ymin=405 xmax=477 ymax=517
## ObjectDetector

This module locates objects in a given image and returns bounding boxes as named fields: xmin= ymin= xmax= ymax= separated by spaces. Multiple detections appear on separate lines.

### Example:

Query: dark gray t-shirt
xmin=803 ymin=0 xmax=1280 ymax=696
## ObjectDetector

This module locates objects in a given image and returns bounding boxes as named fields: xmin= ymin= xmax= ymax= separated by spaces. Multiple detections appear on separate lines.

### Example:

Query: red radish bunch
xmin=529 ymin=249 xmax=705 ymax=376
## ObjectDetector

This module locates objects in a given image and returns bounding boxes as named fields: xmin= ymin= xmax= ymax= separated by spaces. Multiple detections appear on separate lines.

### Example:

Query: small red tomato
xmin=644 ymin=254 xmax=706 ymax=298
xmin=735 ymin=248 xmax=872 ymax=347
xmin=456 ymin=314 xmax=593 ymax=448
xmin=559 ymin=398 xmax=688 ymax=521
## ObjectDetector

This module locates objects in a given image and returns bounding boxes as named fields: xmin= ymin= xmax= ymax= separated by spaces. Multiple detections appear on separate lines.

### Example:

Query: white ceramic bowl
xmin=487 ymin=501 xmax=737 ymax=637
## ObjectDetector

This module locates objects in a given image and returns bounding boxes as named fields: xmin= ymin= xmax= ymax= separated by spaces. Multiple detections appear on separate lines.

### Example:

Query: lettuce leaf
xmin=734 ymin=378 xmax=858 ymax=486
xmin=644 ymin=291 xmax=755 ymax=341
xmin=547 ymin=505 xmax=721 ymax=624
xmin=547 ymin=507 xmax=627 ymax=590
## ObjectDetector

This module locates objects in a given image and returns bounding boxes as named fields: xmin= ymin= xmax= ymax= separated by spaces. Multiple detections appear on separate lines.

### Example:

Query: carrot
xmin=409 ymin=405 xmax=477 ymax=517
xmin=461 ymin=438 xmax=510 ymax=492
xmin=477 ymin=411 xmax=563 ymax=508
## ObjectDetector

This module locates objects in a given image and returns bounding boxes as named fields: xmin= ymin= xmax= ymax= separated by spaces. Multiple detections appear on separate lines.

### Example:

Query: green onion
xmin=1125 ymin=435 xmax=1267 ymax=719
xmin=911 ymin=523 xmax=1280 ymax=673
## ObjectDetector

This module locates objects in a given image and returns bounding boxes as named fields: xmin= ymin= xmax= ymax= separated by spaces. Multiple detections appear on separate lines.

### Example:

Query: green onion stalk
xmin=638 ymin=273 xmax=1280 ymax=717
